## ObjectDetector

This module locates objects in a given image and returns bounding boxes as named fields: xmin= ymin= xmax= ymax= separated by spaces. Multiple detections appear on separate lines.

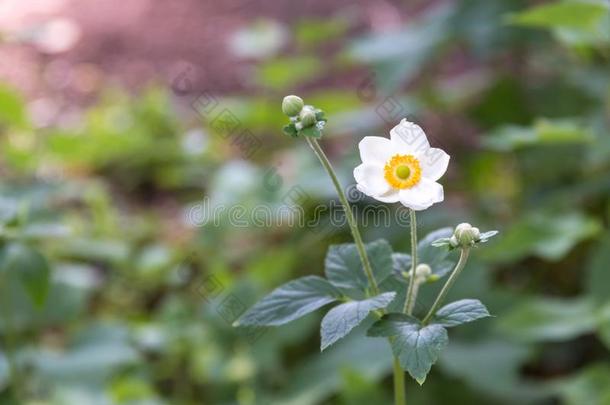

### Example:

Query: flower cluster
xmin=281 ymin=95 xmax=327 ymax=138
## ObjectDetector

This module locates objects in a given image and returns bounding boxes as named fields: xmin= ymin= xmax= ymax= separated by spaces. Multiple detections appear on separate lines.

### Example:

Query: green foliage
xmin=368 ymin=314 xmax=448 ymax=384
xmin=236 ymin=276 xmax=342 ymax=326
xmin=320 ymin=292 xmax=395 ymax=351
xmin=0 ymin=0 xmax=609 ymax=402
xmin=325 ymin=240 xmax=393 ymax=293
xmin=432 ymin=299 xmax=491 ymax=327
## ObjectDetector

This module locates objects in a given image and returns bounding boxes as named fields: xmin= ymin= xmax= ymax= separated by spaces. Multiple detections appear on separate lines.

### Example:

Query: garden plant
xmin=235 ymin=95 xmax=498 ymax=404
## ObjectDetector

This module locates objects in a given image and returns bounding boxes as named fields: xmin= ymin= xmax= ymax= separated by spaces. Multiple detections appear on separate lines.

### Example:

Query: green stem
xmin=393 ymin=356 xmax=406 ymax=405
xmin=403 ymin=209 xmax=418 ymax=314
xmin=422 ymin=248 xmax=470 ymax=325
xmin=406 ymin=280 xmax=421 ymax=314
xmin=305 ymin=137 xmax=379 ymax=295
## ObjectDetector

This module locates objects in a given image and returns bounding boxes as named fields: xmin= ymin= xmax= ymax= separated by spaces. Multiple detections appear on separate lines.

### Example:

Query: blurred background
xmin=0 ymin=0 xmax=609 ymax=404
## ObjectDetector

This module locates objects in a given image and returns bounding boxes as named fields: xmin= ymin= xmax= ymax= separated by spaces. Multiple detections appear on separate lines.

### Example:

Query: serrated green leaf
xmin=433 ymin=299 xmax=491 ymax=327
xmin=0 ymin=242 xmax=50 ymax=308
xmin=235 ymin=276 xmax=341 ymax=326
xmin=391 ymin=253 xmax=411 ymax=277
xmin=367 ymin=313 xmax=448 ymax=384
xmin=418 ymin=227 xmax=453 ymax=263
xmin=325 ymin=239 xmax=393 ymax=293
xmin=320 ymin=292 xmax=395 ymax=351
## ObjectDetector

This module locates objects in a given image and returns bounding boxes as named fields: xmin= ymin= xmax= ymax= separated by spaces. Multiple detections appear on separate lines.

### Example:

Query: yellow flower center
xmin=384 ymin=154 xmax=422 ymax=189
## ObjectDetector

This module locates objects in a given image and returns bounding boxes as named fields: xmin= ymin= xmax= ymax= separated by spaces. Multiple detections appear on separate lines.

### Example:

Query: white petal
xmin=374 ymin=189 xmax=400 ymax=203
xmin=390 ymin=119 xmax=430 ymax=155
xmin=353 ymin=163 xmax=391 ymax=196
xmin=417 ymin=148 xmax=450 ymax=181
xmin=358 ymin=136 xmax=393 ymax=165
xmin=398 ymin=178 xmax=444 ymax=211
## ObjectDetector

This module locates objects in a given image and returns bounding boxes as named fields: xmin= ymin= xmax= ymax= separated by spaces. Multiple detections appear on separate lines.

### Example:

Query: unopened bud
xmin=282 ymin=95 xmax=304 ymax=117
xmin=299 ymin=106 xmax=317 ymax=128
xmin=454 ymin=223 xmax=480 ymax=246
xmin=414 ymin=264 xmax=432 ymax=282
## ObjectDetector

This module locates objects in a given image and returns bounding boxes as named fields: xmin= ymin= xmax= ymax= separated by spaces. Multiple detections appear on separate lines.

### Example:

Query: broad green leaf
xmin=235 ymin=276 xmax=341 ymax=326
xmin=325 ymin=239 xmax=393 ymax=293
xmin=418 ymin=227 xmax=453 ymax=263
xmin=367 ymin=313 xmax=448 ymax=384
xmin=0 ymin=242 xmax=50 ymax=308
xmin=433 ymin=299 xmax=491 ymax=327
xmin=497 ymin=297 xmax=597 ymax=342
xmin=320 ymin=292 xmax=395 ymax=351
xmin=509 ymin=1 xmax=608 ymax=31
xmin=391 ymin=253 xmax=411 ymax=277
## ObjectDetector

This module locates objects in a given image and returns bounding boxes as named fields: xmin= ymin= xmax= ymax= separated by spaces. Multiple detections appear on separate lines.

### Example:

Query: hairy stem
xmin=403 ymin=209 xmax=418 ymax=314
xmin=422 ymin=248 xmax=470 ymax=324
xmin=306 ymin=137 xmax=379 ymax=295
xmin=406 ymin=279 xmax=421 ymax=314
xmin=393 ymin=356 xmax=406 ymax=405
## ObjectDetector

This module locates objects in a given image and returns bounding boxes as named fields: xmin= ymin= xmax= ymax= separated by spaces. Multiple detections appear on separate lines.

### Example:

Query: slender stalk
xmin=403 ymin=209 xmax=418 ymax=314
xmin=305 ymin=137 xmax=379 ymax=295
xmin=422 ymin=248 xmax=470 ymax=324
xmin=393 ymin=356 xmax=406 ymax=405
xmin=406 ymin=280 xmax=420 ymax=314
xmin=305 ymin=137 xmax=405 ymax=403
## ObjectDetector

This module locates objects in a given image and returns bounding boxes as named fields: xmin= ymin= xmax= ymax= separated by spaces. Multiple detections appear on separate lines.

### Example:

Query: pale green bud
xmin=414 ymin=263 xmax=432 ymax=283
xmin=282 ymin=95 xmax=304 ymax=117
xmin=454 ymin=223 xmax=480 ymax=246
xmin=299 ymin=106 xmax=317 ymax=128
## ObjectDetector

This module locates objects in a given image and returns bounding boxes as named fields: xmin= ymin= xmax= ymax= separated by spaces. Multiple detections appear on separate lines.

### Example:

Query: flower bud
xmin=454 ymin=223 xmax=480 ymax=247
xmin=414 ymin=264 xmax=432 ymax=282
xmin=299 ymin=106 xmax=317 ymax=128
xmin=282 ymin=95 xmax=304 ymax=117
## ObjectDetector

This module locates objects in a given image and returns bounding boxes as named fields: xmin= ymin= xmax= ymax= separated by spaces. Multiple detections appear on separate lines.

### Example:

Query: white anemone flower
xmin=354 ymin=119 xmax=450 ymax=210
